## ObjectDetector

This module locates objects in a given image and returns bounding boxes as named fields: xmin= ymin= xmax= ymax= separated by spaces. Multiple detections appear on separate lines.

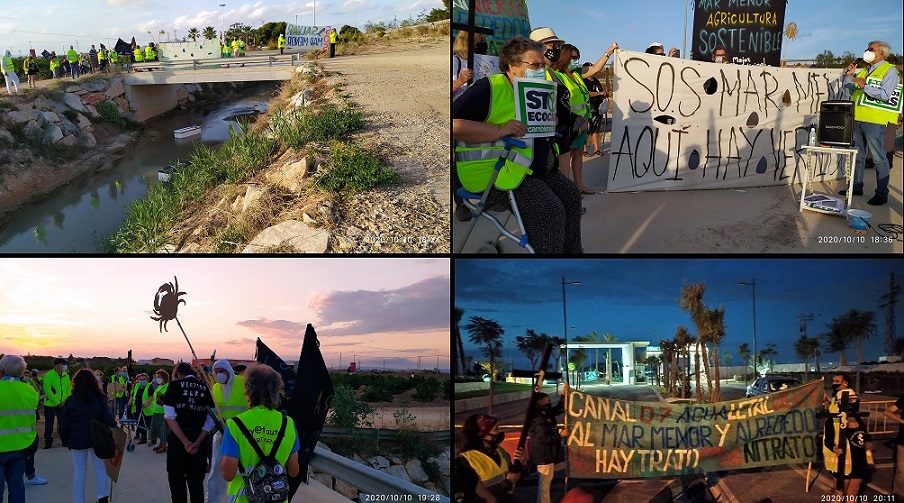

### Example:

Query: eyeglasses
xmin=518 ymin=60 xmax=545 ymax=69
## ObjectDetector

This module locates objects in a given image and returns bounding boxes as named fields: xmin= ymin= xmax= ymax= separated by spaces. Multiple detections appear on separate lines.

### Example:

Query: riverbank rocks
xmin=105 ymin=78 xmax=125 ymax=99
xmin=63 ymin=93 xmax=89 ymax=113
xmin=81 ymin=92 xmax=107 ymax=106
xmin=242 ymin=220 xmax=329 ymax=253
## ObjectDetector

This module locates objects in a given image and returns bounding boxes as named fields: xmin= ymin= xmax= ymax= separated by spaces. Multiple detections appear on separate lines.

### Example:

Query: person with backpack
xmin=164 ymin=362 xmax=215 ymax=503
xmin=207 ymin=360 xmax=250 ymax=503
xmin=220 ymin=364 xmax=300 ymax=503
xmin=60 ymin=369 xmax=116 ymax=503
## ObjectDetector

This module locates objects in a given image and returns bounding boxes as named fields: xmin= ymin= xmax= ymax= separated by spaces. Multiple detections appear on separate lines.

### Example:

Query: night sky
xmin=455 ymin=258 xmax=904 ymax=371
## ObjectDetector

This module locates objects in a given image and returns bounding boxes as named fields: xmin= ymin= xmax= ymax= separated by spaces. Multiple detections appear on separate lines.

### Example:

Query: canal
xmin=0 ymin=83 xmax=275 ymax=252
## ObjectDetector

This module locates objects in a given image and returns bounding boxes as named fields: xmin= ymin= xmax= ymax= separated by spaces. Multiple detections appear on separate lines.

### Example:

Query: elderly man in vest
xmin=42 ymin=358 xmax=70 ymax=449
xmin=0 ymin=355 xmax=39 ymax=503
xmin=207 ymin=360 xmax=250 ymax=503
xmin=839 ymin=40 xmax=901 ymax=206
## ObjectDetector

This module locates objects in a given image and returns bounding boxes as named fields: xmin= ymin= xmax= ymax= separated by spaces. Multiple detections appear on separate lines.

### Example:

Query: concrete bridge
xmin=122 ymin=53 xmax=305 ymax=120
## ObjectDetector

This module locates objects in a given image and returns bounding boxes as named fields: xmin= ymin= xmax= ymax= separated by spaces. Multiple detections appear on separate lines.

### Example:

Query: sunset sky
xmin=0 ymin=258 xmax=450 ymax=372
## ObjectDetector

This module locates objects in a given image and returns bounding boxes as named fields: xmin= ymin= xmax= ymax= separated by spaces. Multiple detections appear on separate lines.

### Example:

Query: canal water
xmin=0 ymin=83 xmax=275 ymax=253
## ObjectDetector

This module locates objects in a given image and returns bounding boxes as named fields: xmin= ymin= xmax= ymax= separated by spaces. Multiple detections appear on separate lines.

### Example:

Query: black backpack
xmin=231 ymin=414 xmax=290 ymax=503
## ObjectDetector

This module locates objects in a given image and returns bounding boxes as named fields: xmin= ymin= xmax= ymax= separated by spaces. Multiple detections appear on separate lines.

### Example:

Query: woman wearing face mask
xmin=453 ymin=36 xmax=583 ymax=254
xmin=549 ymin=44 xmax=595 ymax=195
xmin=458 ymin=414 xmax=524 ymax=502
xmin=129 ymin=373 xmax=151 ymax=445
xmin=60 ymin=369 xmax=116 ymax=503
xmin=144 ymin=370 xmax=170 ymax=452
xmin=529 ymin=393 xmax=567 ymax=503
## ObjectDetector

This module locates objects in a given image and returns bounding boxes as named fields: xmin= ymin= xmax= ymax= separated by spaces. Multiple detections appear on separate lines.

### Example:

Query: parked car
xmin=745 ymin=375 xmax=801 ymax=397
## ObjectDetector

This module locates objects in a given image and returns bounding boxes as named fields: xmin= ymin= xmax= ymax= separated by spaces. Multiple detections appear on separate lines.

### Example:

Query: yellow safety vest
xmin=134 ymin=48 xmax=144 ymax=62
xmin=278 ymin=35 xmax=286 ymax=48
xmin=0 ymin=379 xmax=39 ymax=452
xmin=225 ymin=406 xmax=298 ymax=502
xmin=561 ymin=69 xmax=590 ymax=118
xmin=852 ymin=62 xmax=901 ymax=125
xmin=455 ymin=73 xmax=535 ymax=193
xmin=109 ymin=51 xmax=118 ymax=63
xmin=131 ymin=383 xmax=150 ymax=414
xmin=459 ymin=448 xmax=511 ymax=490
xmin=330 ymin=31 xmax=338 ymax=44
xmin=42 ymin=370 xmax=70 ymax=407
xmin=212 ymin=375 xmax=250 ymax=421
xmin=98 ymin=50 xmax=105 ymax=62
xmin=112 ymin=375 xmax=128 ymax=398
xmin=2 ymin=55 xmax=15 ymax=73
xmin=823 ymin=389 xmax=873 ymax=472
xmin=67 ymin=49 xmax=78 ymax=63
xmin=151 ymin=383 xmax=168 ymax=414
xmin=145 ymin=46 xmax=154 ymax=60
xmin=49 ymin=58 xmax=59 ymax=70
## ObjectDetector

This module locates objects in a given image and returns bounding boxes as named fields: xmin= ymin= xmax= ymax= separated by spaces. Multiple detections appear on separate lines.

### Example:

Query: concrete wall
xmin=124 ymin=83 xmax=178 ymax=121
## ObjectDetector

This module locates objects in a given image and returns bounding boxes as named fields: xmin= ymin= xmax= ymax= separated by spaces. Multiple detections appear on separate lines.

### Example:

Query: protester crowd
xmin=0 ymin=354 xmax=303 ymax=503
xmin=452 ymin=27 xmax=902 ymax=251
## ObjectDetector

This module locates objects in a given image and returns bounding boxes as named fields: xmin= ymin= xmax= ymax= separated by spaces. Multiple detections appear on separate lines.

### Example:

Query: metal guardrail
xmin=319 ymin=426 xmax=450 ymax=443
xmin=862 ymin=399 xmax=898 ymax=436
xmin=131 ymin=53 xmax=300 ymax=71
xmin=310 ymin=446 xmax=450 ymax=502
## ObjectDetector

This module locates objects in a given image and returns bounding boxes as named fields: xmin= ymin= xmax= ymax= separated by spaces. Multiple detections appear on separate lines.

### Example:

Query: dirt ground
xmin=454 ymin=130 xmax=903 ymax=254
xmin=319 ymin=40 xmax=450 ymax=252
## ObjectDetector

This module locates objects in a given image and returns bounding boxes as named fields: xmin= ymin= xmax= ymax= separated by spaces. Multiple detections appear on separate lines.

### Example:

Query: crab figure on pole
xmin=150 ymin=276 xmax=186 ymax=332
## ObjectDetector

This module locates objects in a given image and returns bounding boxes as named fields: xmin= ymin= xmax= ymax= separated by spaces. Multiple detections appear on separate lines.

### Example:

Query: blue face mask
xmin=120 ymin=372 xmax=128 ymax=378
xmin=138 ymin=380 xmax=147 ymax=386
xmin=570 ymin=60 xmax=581 ymax=71
xmin=524 ymin=68 xmax=546 ymax=80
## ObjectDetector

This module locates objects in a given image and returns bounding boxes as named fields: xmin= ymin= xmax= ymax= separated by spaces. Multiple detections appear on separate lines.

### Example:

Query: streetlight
xmin=219 ymin=4 xmax=226 ymax=42
xmin=562 ymin=277 xmax=583 ymax=389
xmin=738 ymin=279 xmax=757 ymax=378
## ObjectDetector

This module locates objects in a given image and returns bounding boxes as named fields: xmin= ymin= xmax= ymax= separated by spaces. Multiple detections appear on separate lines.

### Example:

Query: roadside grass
xmin=107 ymin=68 xmax=401 ymax=252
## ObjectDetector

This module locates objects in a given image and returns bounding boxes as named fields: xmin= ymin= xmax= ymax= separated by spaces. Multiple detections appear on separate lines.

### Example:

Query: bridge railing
xmin=310 ymin=446 xmax=450 ymax=502
xmin=132 ymin=53 xmax=300 ymax=71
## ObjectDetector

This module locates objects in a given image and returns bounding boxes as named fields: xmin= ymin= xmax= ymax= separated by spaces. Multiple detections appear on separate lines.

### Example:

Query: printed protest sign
xmin=566 ymin=380 xmax=822 ymax=479
xmin=608 ymin=50 xmax=848 ymax=192
xmin=473 ymin=54 xmax=501 ymax=81
xmin=285 ymin=25 xmax=331 ymax=51
xmin=513 ymin=78 xmax=556 ymax=138
xmin=859 ymin=78 xmax=904 ymax=114
xmin=452 ymin=0 xmax=531 ymax=55
xmin=691 ymin=0 xmax=787 ymax=66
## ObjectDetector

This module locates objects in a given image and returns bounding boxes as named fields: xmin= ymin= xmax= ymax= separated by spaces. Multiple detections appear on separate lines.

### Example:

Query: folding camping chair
xmin=454 ymin=136 xmax=535 ymax=254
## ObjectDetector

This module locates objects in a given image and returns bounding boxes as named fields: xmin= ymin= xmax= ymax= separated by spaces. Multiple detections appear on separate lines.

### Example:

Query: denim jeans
xmin=0 ymin=448 xmax=27 ymax=503
xmin=536 ymin=463 xmax=554 ymax=503
xmin=71 ymin=448 xmax=109 ymax=503
xmin=852 ymin=121 xmax=890 ymax=197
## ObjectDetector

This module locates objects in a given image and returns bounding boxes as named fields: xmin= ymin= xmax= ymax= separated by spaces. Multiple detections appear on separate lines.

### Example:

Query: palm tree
xmin=464 ymin=316 xmax=505 ymax=415
xmin=187 ymin=28 xmax=200 ymax=42
xmin=674 ymin=327 xmax=692 ymax=398
xmin=515 ymin=329 xmax=543 ymax=370
xmin=758 ymin=343 xmax=779 ymax=373
xmin=453 ymin=306 xmax=466 ymax=375
xmin=203 ymin=26 xmax=217 ymax=40
xmin=644 ymin=355 xmax=661 ymax=385
xmin=809 ymin=336 xmax=822 ymax=373
xmin=705 ymin=307 xmax=727 ymax=402
xmin=824 ymin=318 xmax=851 ymax=366
xmin=678 ymin=283 xmax=727 ymax=402
xmin=836 ymin=309 xmax=877 ymax=391
xmin=570 ymin=348 xmax=588 ymax=388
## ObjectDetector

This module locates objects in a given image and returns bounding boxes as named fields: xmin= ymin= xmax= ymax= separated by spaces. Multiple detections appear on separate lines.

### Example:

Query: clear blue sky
xmin=456 ymin=259 xmax=904 ymax=371
xmin=0 ymin=0 xmax=443 ymax=57
xmin=524 ymin=0 xmax=902 ymax=61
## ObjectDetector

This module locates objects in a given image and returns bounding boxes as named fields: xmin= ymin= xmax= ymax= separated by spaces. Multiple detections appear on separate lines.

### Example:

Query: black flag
xmin=287 ymin=324 xmax=334 ymax=492
xmin=254 ymin=337 xmax=297 ymax=403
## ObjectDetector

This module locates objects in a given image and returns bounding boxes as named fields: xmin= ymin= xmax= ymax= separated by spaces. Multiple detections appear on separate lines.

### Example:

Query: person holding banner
xmin=459 ymin=414 xmax=524 ymax=503
xmin=528 ymin=393 xmax=566 ymax=503
xmin=826 ymin=412 xmax=872 ymax=498
xmin=453 ymin=36 xmax=583 ymax=254
xmin=839 ymin=41 xmax=900 ymax=206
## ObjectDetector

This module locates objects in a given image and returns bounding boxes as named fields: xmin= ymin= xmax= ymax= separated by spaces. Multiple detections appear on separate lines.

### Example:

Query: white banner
xmin=285 ymin=25 xmax=331 ymax=51
xmin=607 ymin=50 xmax=849 ymax=192
xmin=513 ymin=78 xmax=557 ymax=138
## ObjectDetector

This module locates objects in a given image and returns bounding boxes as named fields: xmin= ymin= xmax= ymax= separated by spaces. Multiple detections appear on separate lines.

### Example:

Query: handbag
xmin=90 ymin=418 xmax=115 ymax=459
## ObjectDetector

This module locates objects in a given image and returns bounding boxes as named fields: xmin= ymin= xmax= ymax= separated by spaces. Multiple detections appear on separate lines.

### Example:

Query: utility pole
xmin=880 ymin=273 xmax=901 ymax=360
xmin=798 ymin=313 xmax=815 ymax=338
